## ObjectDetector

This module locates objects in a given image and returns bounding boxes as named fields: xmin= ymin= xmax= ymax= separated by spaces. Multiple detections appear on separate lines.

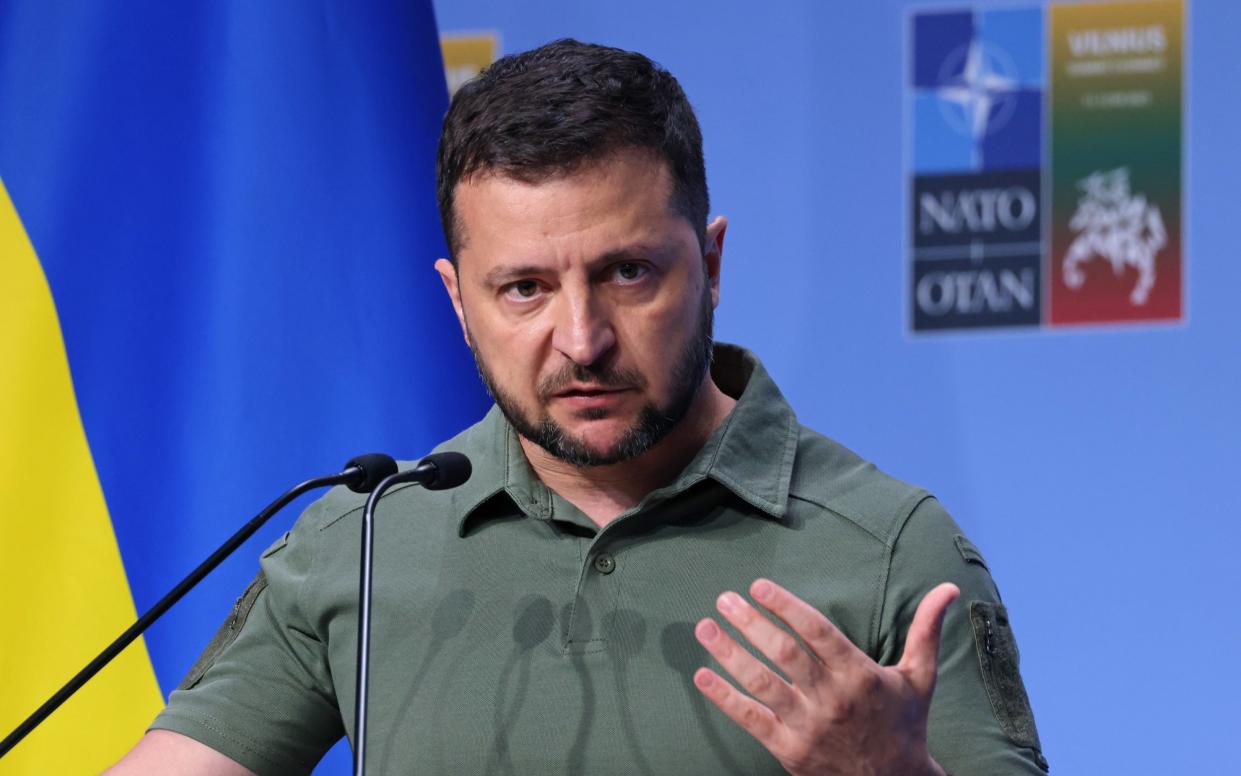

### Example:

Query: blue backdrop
xmin=2 ymin=1 xmax=1234 ymax=773
xmin=431 ymin=1 xmax=1240 ymax=774
xmin=0 ymin=2 xmax=488 ymax=772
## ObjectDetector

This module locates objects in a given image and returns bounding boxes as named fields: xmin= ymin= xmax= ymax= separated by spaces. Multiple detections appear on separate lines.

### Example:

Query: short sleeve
xmin=877 ymin=497 xmax=1049 ymax=775
xmin=150 ymin=510 xmax=345 ymax=775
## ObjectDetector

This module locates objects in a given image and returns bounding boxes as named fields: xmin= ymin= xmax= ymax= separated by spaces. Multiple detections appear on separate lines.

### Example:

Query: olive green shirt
xmin=153 ymin=345 xmax=1047 ymax=775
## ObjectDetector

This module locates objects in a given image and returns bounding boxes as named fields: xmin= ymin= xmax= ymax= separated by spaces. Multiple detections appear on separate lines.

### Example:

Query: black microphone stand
xmin=0 ymin=455 xmax=395 ymax=759
xmin=352 ymin=453 xmax=470 ymax=776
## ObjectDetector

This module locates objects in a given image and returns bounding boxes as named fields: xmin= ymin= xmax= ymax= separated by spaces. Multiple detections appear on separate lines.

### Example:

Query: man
xmin=111 ymin=40 xmax=1046 ymax=774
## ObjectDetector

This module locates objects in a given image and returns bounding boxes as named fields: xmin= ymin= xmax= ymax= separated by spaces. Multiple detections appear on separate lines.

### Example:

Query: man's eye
xmin=612 ymin=262 xmax=647 ymax=283
xmin=504 ymin=280 xmax=541 ymax=300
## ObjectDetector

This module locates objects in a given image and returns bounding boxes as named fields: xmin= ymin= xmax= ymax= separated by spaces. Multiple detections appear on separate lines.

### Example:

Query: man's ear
xmin=703 ymin=215 xmax=727 ymax=308
xmin=434 ymin=258 xmax=471 ymax=347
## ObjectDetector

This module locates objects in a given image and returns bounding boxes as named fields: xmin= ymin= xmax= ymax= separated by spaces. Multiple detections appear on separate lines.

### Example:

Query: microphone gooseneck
xmin=0 ymin=455 xmax=398 ymax=759
xmin=353 ymin=452 xmax=472 ymax=776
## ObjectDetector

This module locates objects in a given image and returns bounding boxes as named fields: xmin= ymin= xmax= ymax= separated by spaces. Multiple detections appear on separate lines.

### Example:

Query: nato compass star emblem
xmin=935 ymin=41 xmax=1020 ymax=144
xmin=911 ymin=8 xmax=1043 ymax=174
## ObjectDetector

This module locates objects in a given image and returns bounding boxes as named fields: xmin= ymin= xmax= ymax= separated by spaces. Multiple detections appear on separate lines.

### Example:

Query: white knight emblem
xmin=1062 ymin=167 xmax=1166 ymax=305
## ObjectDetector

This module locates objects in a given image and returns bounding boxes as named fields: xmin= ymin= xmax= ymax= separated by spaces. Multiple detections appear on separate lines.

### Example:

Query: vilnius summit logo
xmin=906 ymin=2 xmax=1183 ymax=333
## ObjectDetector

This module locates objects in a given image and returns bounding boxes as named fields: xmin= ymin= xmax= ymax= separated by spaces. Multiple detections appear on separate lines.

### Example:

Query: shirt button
xmin=592 ymin=552 xmax=616 ymax=575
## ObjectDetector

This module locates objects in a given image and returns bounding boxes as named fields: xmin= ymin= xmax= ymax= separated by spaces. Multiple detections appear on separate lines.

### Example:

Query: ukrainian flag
xmin=0 ymin=2 xmax=486 ymax=772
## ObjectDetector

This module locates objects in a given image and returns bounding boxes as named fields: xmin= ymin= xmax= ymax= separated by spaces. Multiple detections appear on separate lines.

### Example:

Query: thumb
xmin=897 ymin=582 xmax=960 ymax=700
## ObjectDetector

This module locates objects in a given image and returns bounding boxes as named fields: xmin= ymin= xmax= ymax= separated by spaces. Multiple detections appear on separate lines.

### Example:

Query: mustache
xmin=537 ymin=361 xmax=648 ymax=400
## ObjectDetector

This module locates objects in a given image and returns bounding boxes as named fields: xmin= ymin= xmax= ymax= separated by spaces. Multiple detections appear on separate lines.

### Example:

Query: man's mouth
xmin=554 ymin=385 xmax=629 ymax=398
xmin=549 ymin=385 xmax=633 ymax=408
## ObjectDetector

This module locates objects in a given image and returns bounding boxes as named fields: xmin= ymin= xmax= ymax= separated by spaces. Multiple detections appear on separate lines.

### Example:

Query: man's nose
xmin=550 ymin=290 xmax=616 ymax=366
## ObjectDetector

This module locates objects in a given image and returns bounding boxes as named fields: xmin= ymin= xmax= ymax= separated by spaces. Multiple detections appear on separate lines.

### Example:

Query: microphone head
xmin=418 ymin=452 xmax=472 ymax=490
xmin=343 ymin=453 xmax=399 ymax=493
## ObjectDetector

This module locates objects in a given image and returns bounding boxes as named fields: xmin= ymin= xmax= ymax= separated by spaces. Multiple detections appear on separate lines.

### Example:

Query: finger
xmin=896 ymin=582 xmax=960 ymax=699
xmin=748 ymin=579 xmax=863 ymax=671
xmin=712 ymin=591 xmax=825 ymax=691
xmin=695 ymin=616 xmax=802 ymax=718
xmin=693 ymin=667 xmax=788 ymax=748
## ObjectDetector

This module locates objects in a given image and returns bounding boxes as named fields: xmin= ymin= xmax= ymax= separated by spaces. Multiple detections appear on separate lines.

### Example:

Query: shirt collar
xmin=453 ymin=343 xmax=799 ymax=536
xmin=669 ymin=343 xmax=798 ymax=518
xmin=447 ymin=404 xmax=551 ymax=535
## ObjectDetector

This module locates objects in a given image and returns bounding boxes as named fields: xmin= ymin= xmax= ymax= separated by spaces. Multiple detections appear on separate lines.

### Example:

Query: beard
xmin=469 ymin=281 xmax=715 ymax=467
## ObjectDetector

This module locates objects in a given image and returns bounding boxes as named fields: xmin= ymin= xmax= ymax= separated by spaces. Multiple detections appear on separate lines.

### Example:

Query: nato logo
xmin=909 ymin=8 xmax=1044 ymax=331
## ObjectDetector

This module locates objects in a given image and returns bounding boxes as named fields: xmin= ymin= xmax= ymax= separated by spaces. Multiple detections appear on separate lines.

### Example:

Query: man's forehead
xmin=457 ymin=148 xmax=673 ymax=201
xmin=451 ymin=151 xmax=681 ymax=259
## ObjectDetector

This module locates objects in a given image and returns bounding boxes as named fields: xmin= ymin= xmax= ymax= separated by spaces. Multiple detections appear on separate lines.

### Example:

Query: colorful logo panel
xmin=441 ymin=32 xmax=499 ymax=97
xmin=1048 ymin=2 xmax=1183 ymax=325
xmin=907 ymin=2 xmax=1183 ymax=333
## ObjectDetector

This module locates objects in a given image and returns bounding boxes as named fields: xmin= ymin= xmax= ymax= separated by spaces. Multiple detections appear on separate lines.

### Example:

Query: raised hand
xmin=693 ymin=578 xmax=960 ymax=776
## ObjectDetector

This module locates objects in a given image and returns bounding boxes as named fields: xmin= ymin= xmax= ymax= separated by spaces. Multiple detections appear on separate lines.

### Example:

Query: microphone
xmin=343 ymin=453 xmax=401 ymax=492
xmin=353 ymin=452 xmax=471 ymax=776
xmin=0 ymin=454 xmax=398 ymax=759
xmin=392 ymin=451 xmax=472 ymax=491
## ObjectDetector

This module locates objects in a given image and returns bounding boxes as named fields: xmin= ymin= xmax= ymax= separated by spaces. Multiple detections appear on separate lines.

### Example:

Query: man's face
xmin=436 ymin=150 xmax=726 ymax=466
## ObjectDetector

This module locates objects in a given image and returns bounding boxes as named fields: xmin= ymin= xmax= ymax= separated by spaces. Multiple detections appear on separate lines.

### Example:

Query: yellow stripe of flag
xmin=0 ymin=179 xmax=163 ymax=773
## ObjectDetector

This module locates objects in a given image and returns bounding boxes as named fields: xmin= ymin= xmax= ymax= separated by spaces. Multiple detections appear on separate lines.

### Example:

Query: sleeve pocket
xmin=970 ymin=601 xmax=1047 ymax=768
xmin=177 ymin=571 xmax=269 ymax=691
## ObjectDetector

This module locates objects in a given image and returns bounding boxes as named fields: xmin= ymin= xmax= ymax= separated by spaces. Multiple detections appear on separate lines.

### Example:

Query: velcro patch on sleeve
xmin=970 ymin=601 xmax=1047 ymax=769
xmin=177 ymin=571 xmax=269 ymax=691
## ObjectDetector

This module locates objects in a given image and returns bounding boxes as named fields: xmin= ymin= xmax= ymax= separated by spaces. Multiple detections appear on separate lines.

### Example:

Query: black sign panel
xmin=912 ymin=170 xmax=1042 ymax=249
xmin=912 ymin=253 xmax=1041 ymax=330
xmin=911 ymin=168 xmax=1042 ymax=331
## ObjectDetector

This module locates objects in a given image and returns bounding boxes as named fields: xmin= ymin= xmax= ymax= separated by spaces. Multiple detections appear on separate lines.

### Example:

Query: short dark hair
xmin=436 ymin=39 xmax=709 ymax=262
